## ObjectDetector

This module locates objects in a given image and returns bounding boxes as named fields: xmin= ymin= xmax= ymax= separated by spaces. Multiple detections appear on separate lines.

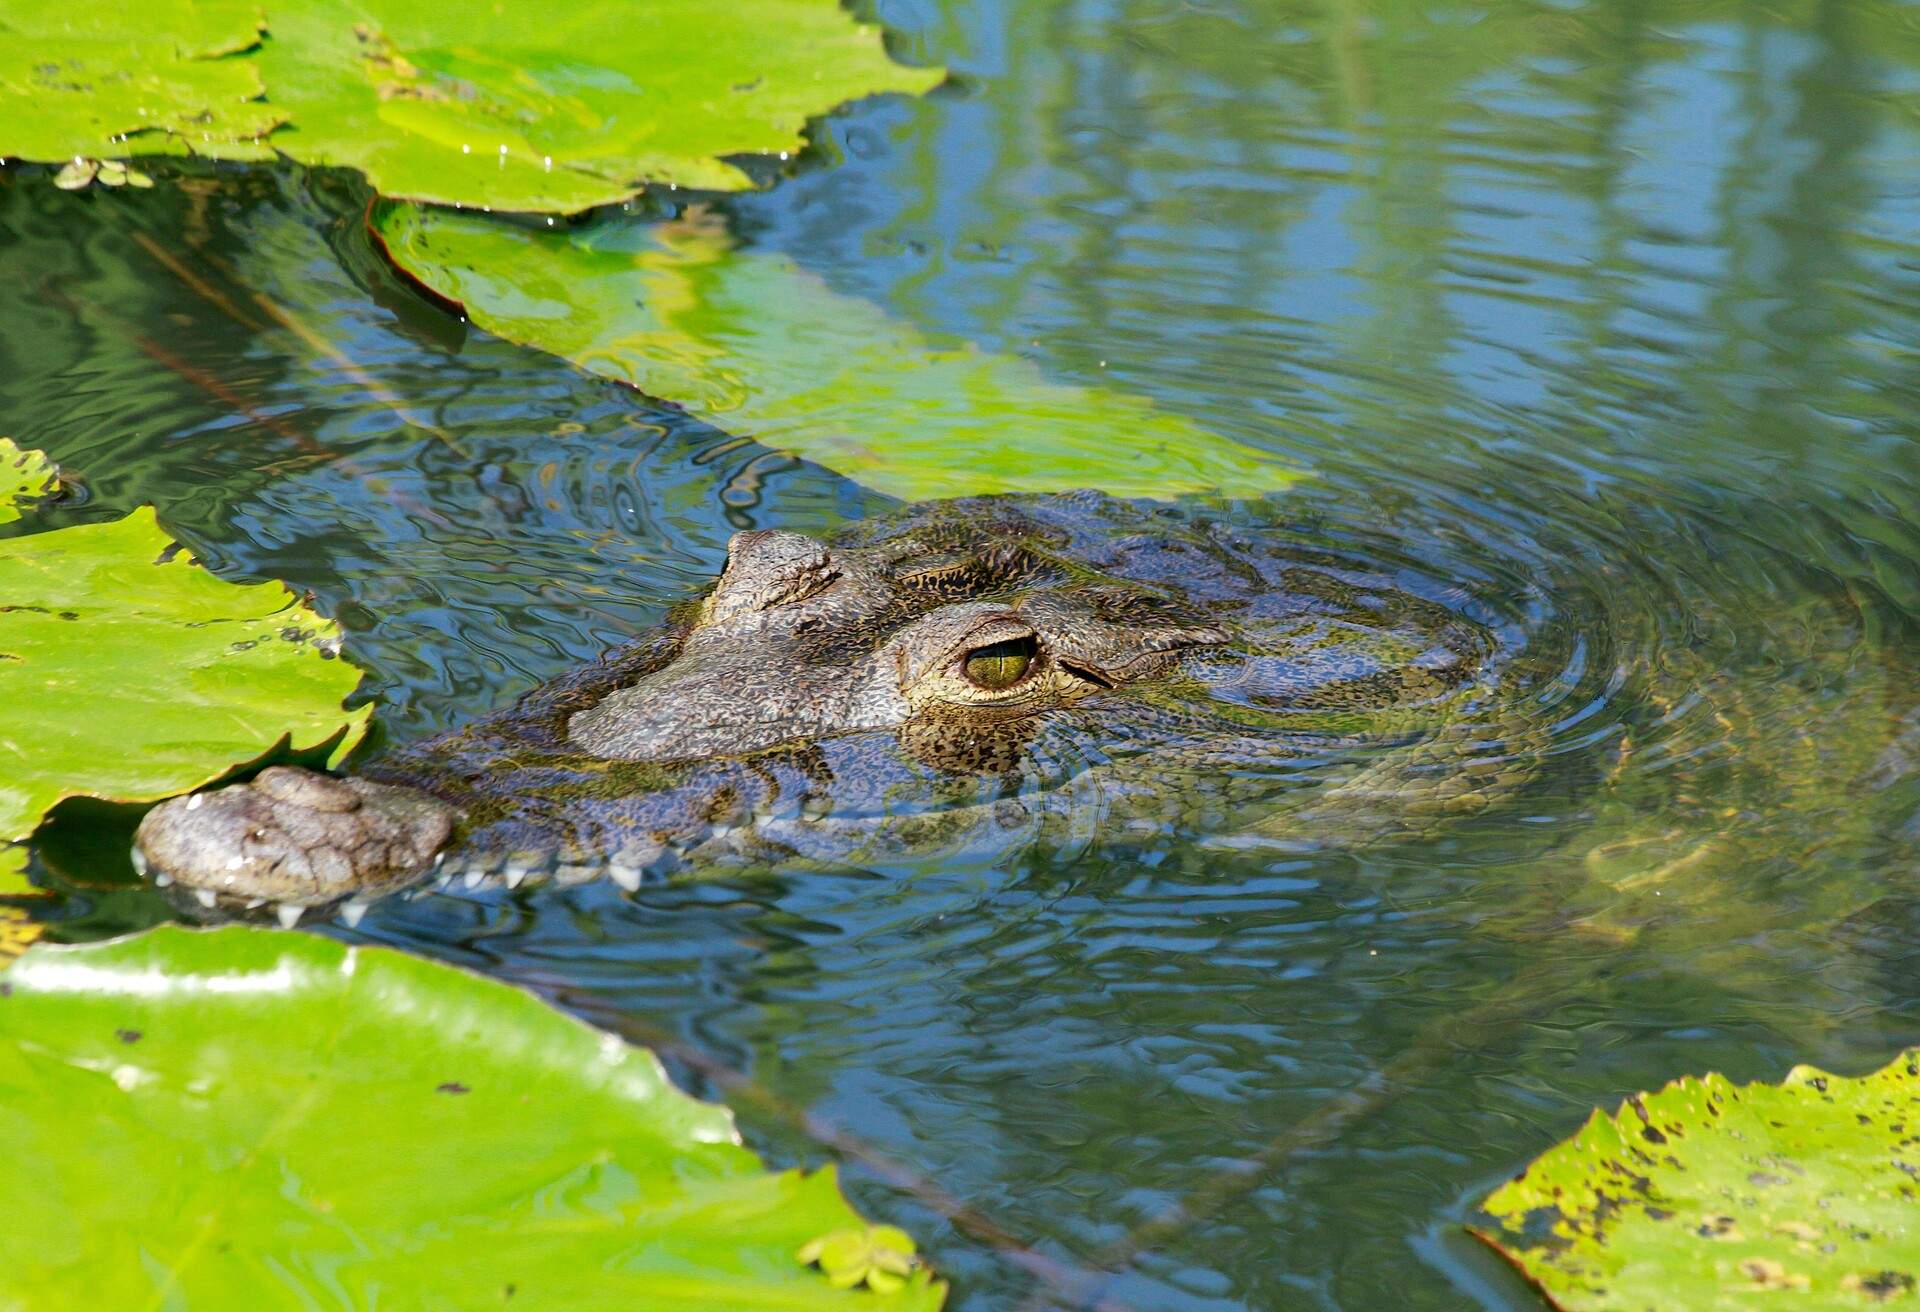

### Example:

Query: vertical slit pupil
xmin=964 ymin=636 xmax=1037 ymax=690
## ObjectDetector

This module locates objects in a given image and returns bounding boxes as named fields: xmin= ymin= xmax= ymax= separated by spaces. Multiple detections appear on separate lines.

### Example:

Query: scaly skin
xmin=134 ymin=492 xmax=1570 ymax=920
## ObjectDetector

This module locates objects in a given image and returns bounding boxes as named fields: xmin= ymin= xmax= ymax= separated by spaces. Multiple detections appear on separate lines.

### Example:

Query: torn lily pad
xmin=1474 ymin=1049 xmax=1920 ymax=1310
xmin=0 ymin=926 xmax=947 ymax=1307
xmin=0 ymin=440 xmax=57 ymax=524
xmin=372 ymin=202 xmax=1298 ymax=500
xmin=0 ymin=506 xmax=369 ymax=840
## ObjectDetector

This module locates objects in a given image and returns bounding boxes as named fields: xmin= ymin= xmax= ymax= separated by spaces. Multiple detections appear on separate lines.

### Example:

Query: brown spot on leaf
xmin=1739 ymin=1259 xmax=1809 ymax=1291
xmin=1697 ymin=1215 xmax=1742 ymax=1240
xmin=1843 ymin=1271 xmax=1917 ymax=1301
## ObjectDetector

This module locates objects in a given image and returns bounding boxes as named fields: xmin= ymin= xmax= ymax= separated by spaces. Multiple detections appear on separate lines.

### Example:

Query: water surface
xmin=6 ymin=1 xmax=1920 ymax=1308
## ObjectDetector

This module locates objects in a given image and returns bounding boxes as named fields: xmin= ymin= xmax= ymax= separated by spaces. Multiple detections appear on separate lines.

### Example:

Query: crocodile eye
xmin=962 ymin=636 xmax=1036 ymax=690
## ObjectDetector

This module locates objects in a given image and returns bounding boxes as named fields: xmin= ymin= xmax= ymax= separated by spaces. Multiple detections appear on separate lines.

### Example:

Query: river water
xmin=6 ymin=0 xmax=1920 ymax=1307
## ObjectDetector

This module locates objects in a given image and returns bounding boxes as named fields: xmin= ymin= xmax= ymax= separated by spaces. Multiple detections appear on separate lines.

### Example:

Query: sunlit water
xmin=6 ymin=1 xmax=1920 ymax=1307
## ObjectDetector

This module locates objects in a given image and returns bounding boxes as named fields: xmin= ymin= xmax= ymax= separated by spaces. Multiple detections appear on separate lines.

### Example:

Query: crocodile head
xmin=566 ymin=521 xmax=1228 ymax=762
xmin=134 ymin=491 xmax=1526 ymax=922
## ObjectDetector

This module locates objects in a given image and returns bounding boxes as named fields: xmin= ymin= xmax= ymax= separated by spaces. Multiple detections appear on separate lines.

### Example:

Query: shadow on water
xmin=5 ymin=0 xmax=1920 ymax=1307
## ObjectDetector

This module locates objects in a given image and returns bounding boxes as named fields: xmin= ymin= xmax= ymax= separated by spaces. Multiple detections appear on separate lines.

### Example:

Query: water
xmin=6 ymin=0 xmax=1920 ymax=1307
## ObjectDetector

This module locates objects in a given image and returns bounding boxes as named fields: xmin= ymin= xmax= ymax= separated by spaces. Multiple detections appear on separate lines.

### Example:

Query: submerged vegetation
xmin=0 ymin=0 xmax=1916 ymax=1307
xmin=372 ymin=201 xmax=1294 ymax=499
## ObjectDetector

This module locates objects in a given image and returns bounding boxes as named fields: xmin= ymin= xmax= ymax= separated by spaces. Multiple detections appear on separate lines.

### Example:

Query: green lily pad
xmin=0 ymin=846 xmax=28 ymax=893
xmin=0 ymin=506 xmax=369 ymax=840
xmin=0 ymin=1 xmax=281 ymax=162
xmin=1 ymin=0 xmax=940 ymax=212
xmin=1474 ymin=1050 xmax=1920 ymax=1309
xmin=373 ymin=202 xmax=1297 ymax=500
xmin=0 ymin=925 xmax=946 ymax=1308
xmin=0 ymin=439 xmax=57 ymax=524
xmin=800 ymin=1225 xmax=924 ymax=1295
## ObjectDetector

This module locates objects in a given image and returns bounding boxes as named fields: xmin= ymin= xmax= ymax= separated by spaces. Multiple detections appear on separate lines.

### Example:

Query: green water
xmin=6 ymin=0 xmax=1920 ymax=1307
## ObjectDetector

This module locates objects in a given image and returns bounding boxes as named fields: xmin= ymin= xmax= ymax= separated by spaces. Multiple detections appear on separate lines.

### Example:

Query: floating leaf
xmin=0 ymin=847 xmax=28 ymax=895
xmin=0 ymin=1 xmax=281 ymax=162
xmin=1 ymin=0 xmax=940 ymax=212
xmin=0 ymin=440 xmax=57 ymax=524
xmin=1474 ymin=1050 xmax=1920 ymax=1310
xmin=800 ymin=1225 xmax=923 ymax=1295
xmin=0 ymin=926 xmax=945 ymax=1307
xmin=373 ymin=202 xmax=1298 ymax=500
xmin=244 ymin=0 xmax=940 ymax=209
xmin=0 ymin=507 xmax=369 ymax=840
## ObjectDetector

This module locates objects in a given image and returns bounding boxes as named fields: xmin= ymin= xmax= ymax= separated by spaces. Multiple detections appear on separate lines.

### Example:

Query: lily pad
xmin=801 ymin=1225 xmax=924 ymax=1295
xmin=0 ymin=925 xmax=945 ymax=1308
xmin=0 ymin=847 xmax=28 ymax=894
xmin=373 ymin=202 xmax=1298 ymax=500
xmin=1 ymin=0 xmax=941 ymax=212
xmin=1474 ymin=1050 xmax=1920 ymax=1310
xmin=0 ymin=439 xmax=57 ymax=524
xmin=0 ymin=1 xmax=281 ymax=162
xmin=0 ymin=506 xmax=369 ymax=840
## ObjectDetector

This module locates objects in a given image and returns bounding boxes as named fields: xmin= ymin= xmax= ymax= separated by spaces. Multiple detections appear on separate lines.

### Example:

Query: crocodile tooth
xmin=625 ymin=841 xmax=672 ymax=872
xmin=510 ymin=850 xmax=549 ymax=886
xmin=275 ymin=904 xmax=303 ymax=929
xmin=129 ymin=848 xmax=149 ymax=877
xmin=186 ymin=794 xmax=203 ymax=811
xmin=607 ymin=864 xmax=642 ymax=893
xmin=433 ymin=851 xmax=447 ymax=868
xmin=245 ymin=898 xmax=266 ymax=910
xmin=194 ymin=888 xmax=217 ymax=908
xmin=458 ymin=852 xmax=501 ymax=885
xmin=153 ymin=872 xmax=173 ymax=888
xmin=338 ymin=901 xmax=369 ymax=929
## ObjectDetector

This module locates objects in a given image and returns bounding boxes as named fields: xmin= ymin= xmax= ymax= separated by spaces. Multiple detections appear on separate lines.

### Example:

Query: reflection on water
xmin=4 ymin=0 xmax=1920 ymax=1308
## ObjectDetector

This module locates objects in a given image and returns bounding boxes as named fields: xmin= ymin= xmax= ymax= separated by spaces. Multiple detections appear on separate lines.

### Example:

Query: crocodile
xmin=133 ymin=491 xmax=1552 ymax=923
